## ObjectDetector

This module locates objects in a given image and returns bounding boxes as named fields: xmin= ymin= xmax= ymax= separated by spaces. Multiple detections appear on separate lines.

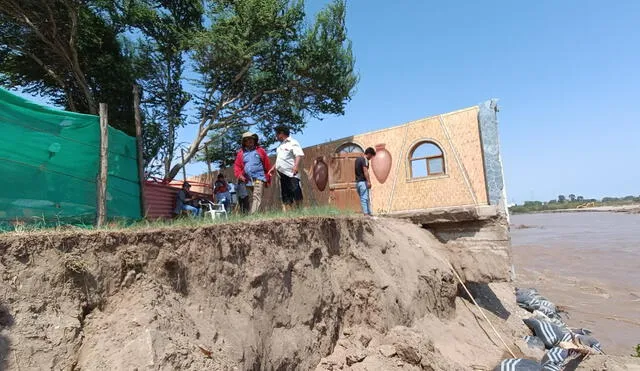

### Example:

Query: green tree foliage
xmin=106 ymin=0 xmax=204 ymax=176
xmin=0 ymin=0 xmax=357 ymax=181
xmin=558 ymin=195 xmax=566 ymax=203
xmin=569 ymin=194 xmax=576 ymax=202
xmin=0 ymin=0 xmax=138 ymax=134
xmin=177 ymin=0 xmax=357 ymax=180
xmin=197 ymin=126 xmax=249 ymax=170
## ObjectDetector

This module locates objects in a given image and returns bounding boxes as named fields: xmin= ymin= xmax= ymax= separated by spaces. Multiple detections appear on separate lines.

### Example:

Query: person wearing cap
xmin=233 ymin=131 xmax=271 ymax=214
xmin=174 ymin=181 xmax=201 ymax=217
xmin=268 ymin=126 xmax=305 ymax=211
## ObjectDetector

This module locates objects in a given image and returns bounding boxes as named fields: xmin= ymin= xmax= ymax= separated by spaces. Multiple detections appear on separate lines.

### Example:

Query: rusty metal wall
xmin=144 ymin=182 xmax=180 ymax=219
xmin=143 ymin=181 xmax=213 ymax=220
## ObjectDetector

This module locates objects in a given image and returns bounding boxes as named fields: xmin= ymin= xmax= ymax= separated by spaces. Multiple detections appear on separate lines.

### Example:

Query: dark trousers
xmin=239 ymin=196 xmax=250 ymax=214
xmin=279 ymin=171 xmax=303 ymax=205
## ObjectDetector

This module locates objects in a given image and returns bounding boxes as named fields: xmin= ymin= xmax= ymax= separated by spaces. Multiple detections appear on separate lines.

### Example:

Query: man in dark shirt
xmin=174 ymin=182 xmax=201 ymax=217
xmin=355 ymin=147 xmax=376 ymax=216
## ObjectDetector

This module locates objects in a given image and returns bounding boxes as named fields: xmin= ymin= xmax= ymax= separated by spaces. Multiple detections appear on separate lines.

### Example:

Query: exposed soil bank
xmin=0 ymin=216 xmax=637 ymax=370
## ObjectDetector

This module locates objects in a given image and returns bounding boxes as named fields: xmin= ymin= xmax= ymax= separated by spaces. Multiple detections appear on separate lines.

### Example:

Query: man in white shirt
xmin=268 ymin=126 xmax=305 ymax=211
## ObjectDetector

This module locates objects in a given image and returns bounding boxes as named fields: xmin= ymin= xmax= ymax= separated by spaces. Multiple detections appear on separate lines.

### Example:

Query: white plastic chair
xmin=201 ymin=199 xmax=227 ymax=220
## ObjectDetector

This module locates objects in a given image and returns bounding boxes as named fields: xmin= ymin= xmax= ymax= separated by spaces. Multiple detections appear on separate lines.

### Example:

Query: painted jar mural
xmin=371 ymin=143 xmax=392 ymax=184
xmin=313 ymin=157 xmax=329 ymax=191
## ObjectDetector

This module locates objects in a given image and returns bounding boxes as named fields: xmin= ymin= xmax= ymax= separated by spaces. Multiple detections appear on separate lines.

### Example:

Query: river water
xmin=510 ymin=212 xmax=640 ymax=356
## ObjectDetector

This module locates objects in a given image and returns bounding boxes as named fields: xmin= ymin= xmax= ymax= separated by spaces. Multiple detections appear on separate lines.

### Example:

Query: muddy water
xmin=510 ymin=212 xmax=640 ymax=356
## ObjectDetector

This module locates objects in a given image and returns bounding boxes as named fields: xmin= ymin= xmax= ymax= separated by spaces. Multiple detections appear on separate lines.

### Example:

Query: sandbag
xmin=493 ymin=358 xmax=542 ymax=371
xmin=541 ymin=347 xmax=569 ymax=365
xmin=575 ymin=334 xmax=603 ymax=353
xmin=523 ymin=318 xmax=572 ymax=349
xmin=523 ymin=335 xmax=546 ymax=351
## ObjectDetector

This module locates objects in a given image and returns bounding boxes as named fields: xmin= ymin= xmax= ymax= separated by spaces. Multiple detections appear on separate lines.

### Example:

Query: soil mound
xmin=0 ymin=216 xmax=636 ymax=370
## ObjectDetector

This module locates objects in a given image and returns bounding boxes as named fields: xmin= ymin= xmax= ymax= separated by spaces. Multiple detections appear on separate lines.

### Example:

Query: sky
xmin=12 ymin=0 xmax=640 ymax=204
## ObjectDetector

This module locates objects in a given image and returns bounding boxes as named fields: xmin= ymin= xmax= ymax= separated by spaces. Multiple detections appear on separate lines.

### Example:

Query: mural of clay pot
xmin=371 ymin=143 xmax=392 ymax=184
xmin=313 ymin=157 xmax=329 ymax=191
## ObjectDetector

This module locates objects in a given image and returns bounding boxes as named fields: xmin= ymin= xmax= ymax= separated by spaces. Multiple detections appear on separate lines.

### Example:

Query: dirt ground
xmin=0 ymin=216 xmax=638 ymax=370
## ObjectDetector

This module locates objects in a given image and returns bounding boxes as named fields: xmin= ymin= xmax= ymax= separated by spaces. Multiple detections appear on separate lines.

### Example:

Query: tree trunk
xmin=166 ymin=130 xmax=208 ymax=181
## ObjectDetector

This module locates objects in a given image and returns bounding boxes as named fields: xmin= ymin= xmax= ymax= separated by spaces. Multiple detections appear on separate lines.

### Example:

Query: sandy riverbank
xmin=513 ymin=204 xmax=640 ymax=215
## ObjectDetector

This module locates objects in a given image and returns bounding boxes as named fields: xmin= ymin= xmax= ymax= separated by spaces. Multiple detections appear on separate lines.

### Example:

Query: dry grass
xmin=0 ymin=206 xmax=353 ymax=235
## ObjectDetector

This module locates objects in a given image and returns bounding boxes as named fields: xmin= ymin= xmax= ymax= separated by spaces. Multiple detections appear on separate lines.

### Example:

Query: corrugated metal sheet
xmin=143 ymin=181 xmax=212 ymax=220
xmin=144 ymin=182 xmax=179 ymax=219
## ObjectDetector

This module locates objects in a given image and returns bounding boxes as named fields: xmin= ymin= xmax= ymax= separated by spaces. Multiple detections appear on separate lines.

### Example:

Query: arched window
xmin=336 ymin=142 xmax=363 ymax=154
xmin=409 ymin=141 xmax=445 ymax=178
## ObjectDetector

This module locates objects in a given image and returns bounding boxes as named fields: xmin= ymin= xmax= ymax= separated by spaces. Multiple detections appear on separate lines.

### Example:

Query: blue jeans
xmin=216 ymin=193 xmax=231 ymax=212
xmin=356 ymin=181 xmax=372 ymax=215
xmin=182 ymin=204 xmax=201 ymax=217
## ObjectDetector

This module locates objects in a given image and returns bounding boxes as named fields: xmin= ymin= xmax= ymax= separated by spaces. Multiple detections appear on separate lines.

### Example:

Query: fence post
xmin=133 ymin=85 xmax=147 ymax=218
xmin=97 ymin=103 xmax=109 ymax=227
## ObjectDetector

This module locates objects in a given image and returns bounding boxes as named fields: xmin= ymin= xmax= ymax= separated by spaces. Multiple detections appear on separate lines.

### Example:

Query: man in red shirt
xmin=213 ymin=173 xmax=231 ymax=212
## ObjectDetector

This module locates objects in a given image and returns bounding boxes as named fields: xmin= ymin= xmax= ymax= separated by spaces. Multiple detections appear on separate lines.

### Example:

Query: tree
xmin=0 ymin=0 xmax=138 ymax=134
xmin=165 ymin=0 xmax=357 ymax=180
xmin=577 ymin=195 xmax=584 ymax=202
xmin=569 ymin=194 xmax=576 ymax=202
xmin=108 ymin=0 xmax=204 ymax=177
xmin=558 ymin=195 xmax=566 ymax=203
xmin=0 ymin=0 xmax=357 ymax=181
xmin=197 ymin=126 xmax=248 ymax=170
xmin=548 ymin=199 xmax=558 ymax=204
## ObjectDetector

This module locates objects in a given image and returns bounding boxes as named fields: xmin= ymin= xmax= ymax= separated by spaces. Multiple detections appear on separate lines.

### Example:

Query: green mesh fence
xmin=0 ymin=88 xmax=141 ymax=226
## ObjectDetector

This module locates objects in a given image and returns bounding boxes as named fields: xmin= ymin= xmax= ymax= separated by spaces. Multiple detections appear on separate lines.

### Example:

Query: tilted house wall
xmin=192 ymin=99 xmax=506 ymax=215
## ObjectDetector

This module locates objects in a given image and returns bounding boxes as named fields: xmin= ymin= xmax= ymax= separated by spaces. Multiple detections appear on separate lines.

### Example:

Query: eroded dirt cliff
xmin=0 ymin=216 xmax=635 ymax=370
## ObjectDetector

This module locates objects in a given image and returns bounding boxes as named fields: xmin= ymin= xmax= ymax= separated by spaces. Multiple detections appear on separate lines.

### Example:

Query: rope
xmin=385 ymin=122 xmax=411 ymax=212
xmin=447 ymin=261 xmax=517 ymax=358
xmin=438 ymin=115 xmax=478 ymax=205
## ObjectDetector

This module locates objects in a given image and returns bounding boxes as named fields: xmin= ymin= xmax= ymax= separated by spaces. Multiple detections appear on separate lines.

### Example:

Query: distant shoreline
xmin=511 ymin=204 xmax=640 ymax=215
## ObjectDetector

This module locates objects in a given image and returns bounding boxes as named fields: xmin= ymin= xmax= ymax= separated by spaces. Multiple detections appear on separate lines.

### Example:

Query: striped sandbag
xmin=532 ymin=311 xmax=567 ymax=329
xmin=523 ymin=335 xmax=546 ymax=350
xmin=570 ymin=328 xmax=592 ymax=336
xmin=516 ymin=288 xmax=539 ymax=303
xmin=523 ymin=318 xmax=571 ymax=349
xmin=493 ymin=358 xmax=542 ymax=371
xmin=516 ymin=288 xmax=542 ymax=310
xmin=542 ymin=363 xmax=561 ymax=371
xmin=528 ymin=298 xmax=557 ymax=316
xmin=541 ymin=347 xmax=569 ymax=365
xmin=575 ymin=334 xmax=603 ymax=353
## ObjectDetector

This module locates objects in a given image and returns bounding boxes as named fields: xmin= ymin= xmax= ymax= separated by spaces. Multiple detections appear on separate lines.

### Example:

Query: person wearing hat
xmin=174 ymin=181 xmax=201 ymax=217
xmin=233 ymin=131 xmax=271 ymax=214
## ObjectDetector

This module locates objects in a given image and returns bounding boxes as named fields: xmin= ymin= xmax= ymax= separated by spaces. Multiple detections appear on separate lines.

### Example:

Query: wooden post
xmin=206 ymin=161 xmax=213 ymax=195
xmin=133 ymin=85 xmax=147 ymax=218
xmin=180 ymin=148 xmax=187 ymax=182
xmin=97 ymin=103 xmax=109 ymax=227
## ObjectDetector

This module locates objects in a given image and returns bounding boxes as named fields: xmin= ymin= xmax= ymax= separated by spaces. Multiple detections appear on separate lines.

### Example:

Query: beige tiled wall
xmin=350 ymin=106 xmax=488 ymax=212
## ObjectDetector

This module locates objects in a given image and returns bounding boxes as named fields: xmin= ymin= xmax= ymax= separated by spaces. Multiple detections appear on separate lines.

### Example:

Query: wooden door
xmin=329 ymin=153 xmax=361 ymax=212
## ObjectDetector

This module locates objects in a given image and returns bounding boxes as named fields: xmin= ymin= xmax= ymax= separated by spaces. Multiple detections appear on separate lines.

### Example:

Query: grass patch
xmin=121 ymin=205 xmax=352 ymax=231
xmin=0 ymin=206 xmax=353 ymax=234
xmin=633 ymin=344 xmax=640 ymax=357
